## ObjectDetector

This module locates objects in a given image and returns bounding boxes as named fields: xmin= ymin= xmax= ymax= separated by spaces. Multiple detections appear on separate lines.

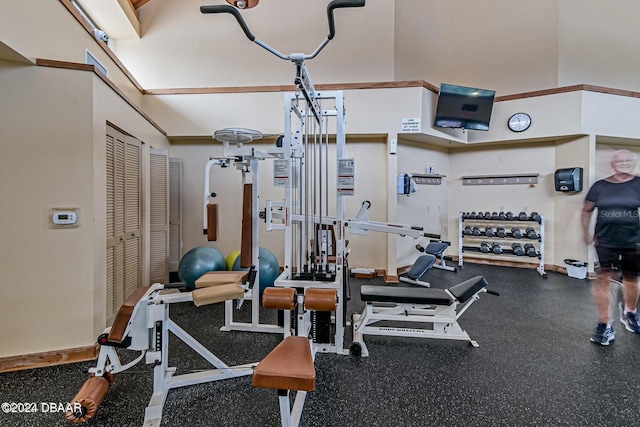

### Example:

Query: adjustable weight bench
xmin=399 ymin=254 xmax=437 ymax=287
xmin=419 ymin=240 xmax=456 ymax=272
xmin=350 ymin=276 xmax=497 ymax=357
xmin=66 ymin=270 xmax=256 ymax=426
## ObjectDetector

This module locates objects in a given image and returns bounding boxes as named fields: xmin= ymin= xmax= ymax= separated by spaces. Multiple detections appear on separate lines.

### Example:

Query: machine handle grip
xmin=200 ymin=5 xmax=256 ymax=41
xmin=486 ymin=289 xmax=500 ymax=296
xmin=422 ymin=232 xmax=441 ymax=239
xmin=327 ymin=0 xmax=366 ymax=40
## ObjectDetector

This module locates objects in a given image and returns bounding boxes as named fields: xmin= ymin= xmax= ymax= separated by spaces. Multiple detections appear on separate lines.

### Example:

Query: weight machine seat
xmin=253 ymin=336 xmax=316 ymax=392
xmin=195 ymin=271 xmax=248 ymax=288
xmin=192 ymin=283 xmax=245 ymax=307
xmin=360 ymin=276 xmax=488 ymax=306
xmin=424 ymin=241 xmax=449 ymax=256
xmin=108 ymin=286 xmax=152 ymax=344
xmin=406 ymin=254 xmax=437 ymax=280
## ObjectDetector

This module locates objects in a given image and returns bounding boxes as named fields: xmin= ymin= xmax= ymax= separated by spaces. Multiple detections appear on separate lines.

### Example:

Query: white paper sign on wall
xmin=401 ymin=118 xmax=421 ymax=133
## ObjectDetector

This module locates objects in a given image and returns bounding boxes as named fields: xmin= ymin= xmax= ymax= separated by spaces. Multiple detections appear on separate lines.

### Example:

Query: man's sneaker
xmin=621 ymin=311 xmax=640 ymax=334
xmin=591 ymin=323 xmax=615 ymax=345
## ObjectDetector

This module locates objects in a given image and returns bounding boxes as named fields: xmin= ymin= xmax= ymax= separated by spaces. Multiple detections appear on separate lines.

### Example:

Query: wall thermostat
xmin=53 ymin=211 xmax=77 ymax=224
xmin=51 ymin=208 xmax=79 ymax=228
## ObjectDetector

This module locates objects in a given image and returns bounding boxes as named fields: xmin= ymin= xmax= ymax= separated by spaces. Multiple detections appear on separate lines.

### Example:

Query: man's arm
xmin=582 ymin=201 xmax=596 ymax=245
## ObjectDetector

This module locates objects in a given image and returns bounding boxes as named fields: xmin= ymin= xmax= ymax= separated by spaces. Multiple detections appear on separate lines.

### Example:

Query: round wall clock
xmin=508 ymin=113 xmax=532 ymax=132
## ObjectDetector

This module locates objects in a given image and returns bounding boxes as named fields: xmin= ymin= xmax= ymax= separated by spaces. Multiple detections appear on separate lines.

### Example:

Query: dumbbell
xmin=530 ymin=212 xmax=541 ymax=223
xmin=472 ymin=226 xmax=482 ymax=236
xmin=476 ymin=211 xmax=485 ymax=219
xmin=485 ymin=227 xmax=495 ymax=237
xmin=511 ymin=227 xmax=523 ymax=239
xmin=463 ymin=226 xmax=474 ymax=235
xmin=484 ymin=212 xmax=492 ymax=220
xmin=492 ymin=242 xmax=503 ymax=254
xmin=524 ymin=243 xmax=538 ymax=257
xmin=480 ymin=241 xmax=491 ymax=253
xmin=469 ymin=211 xmax=477 ymax=219
xmin=498 ymin=212 xmax=507 ymax=220
xmin=518 ymin=211 xmax=529 ymax=221
xmin=505 ymin=211 xmax=515 ymax=221
xmin=491 ymin=212 xmax=499 ymax=220
xmin=526 ymin=227 xmax=540 ymax=239
xmin=511 ymin=243 xmax=525 ymax=256
xmin=496 ymin=227 xmax=507 ymax=238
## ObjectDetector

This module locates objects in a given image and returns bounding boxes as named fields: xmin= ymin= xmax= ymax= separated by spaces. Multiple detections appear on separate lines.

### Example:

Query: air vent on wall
xmin=85 ymin=49 xmax=108 ymax=77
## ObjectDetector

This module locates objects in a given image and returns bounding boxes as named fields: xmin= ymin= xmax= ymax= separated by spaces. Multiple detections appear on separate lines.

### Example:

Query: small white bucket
xmin=564 ymin=259 xmax=587 ymax=279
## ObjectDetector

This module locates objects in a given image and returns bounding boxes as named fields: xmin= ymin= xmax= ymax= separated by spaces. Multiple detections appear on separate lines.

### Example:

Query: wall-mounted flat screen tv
xmin=434 ymin=83 xmax=496 ymax=131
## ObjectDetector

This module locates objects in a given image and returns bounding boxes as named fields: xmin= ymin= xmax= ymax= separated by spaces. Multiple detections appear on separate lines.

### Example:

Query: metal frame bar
xmin=86 ymin=286 xmax=255 ymax=427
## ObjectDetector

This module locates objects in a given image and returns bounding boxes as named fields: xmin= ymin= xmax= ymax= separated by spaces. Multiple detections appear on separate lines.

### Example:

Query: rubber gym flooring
xmin=2 ymin=262 xmax=640 ymax=427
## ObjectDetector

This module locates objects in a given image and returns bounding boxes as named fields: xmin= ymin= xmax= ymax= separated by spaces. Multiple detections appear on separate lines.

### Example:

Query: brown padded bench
xmin=192 ymin=283 xmax=245 ymax=307
xmin=108 ymin=286 xmax=152 ymax=344
xmin=194 ymin=271 xmax=248 ymax=288
xmin=252 ymin=336 xmax=315 ymax=392
xmin=108 ymin=274 xmax=249 ymax=344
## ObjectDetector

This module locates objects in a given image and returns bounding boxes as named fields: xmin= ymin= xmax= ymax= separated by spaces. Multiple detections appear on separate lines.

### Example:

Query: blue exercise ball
xmin=178 ymin=246 xmax=227 ymax=290
xmin=232 ymin=247 xmax=280 ymax=294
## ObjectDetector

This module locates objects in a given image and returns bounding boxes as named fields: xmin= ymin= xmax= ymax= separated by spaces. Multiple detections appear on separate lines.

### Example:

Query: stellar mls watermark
xmin=599 ymin=209 xmax=640 ymax=218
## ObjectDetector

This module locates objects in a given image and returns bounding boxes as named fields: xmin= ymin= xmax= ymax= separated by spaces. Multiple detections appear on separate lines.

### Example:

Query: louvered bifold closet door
xmin=149 ymin=149 xmax=169 ymax=284
xmin=169 ymin=158 xmax=182 ymax=273
xmin=106 ymin=126 xmax=142 ymax=322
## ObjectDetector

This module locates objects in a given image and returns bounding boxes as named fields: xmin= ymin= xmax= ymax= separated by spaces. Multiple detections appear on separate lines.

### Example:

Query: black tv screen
xmin=434 ymin=83 xmax=496 ymax=131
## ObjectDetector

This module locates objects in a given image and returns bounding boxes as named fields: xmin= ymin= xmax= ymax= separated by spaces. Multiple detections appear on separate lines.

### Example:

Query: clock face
xmin=508 ymin=113 xmax=531 ymax=132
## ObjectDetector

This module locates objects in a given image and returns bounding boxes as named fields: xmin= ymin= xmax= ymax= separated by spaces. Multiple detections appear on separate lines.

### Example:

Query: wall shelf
xmin=461 ymin=173 xmax=539 ymax=186
xmin=411 ymin=173 xmax=446 ymax=185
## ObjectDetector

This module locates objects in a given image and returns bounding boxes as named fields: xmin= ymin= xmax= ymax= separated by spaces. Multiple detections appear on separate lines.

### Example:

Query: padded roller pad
xmin=66 ymin=376 xmax=110 ymax=423
xmin=360 ymin=285 xmax=452 ymax=305
xmin=262 ymin=287 xmax=296 ymax=310
xmin=406 ymin=254 xmax=437 ymax=280
xmin=448 ymin=276 xmax=488 ymax=303
xmin=253 ymin=336 xmax=315 ymax=392
xmin=304 ymin=288 xmax=338 ymax=311
xmin=195 ymin=271 xmax=248 ymax=288
xmin=192 ymin=283 xmax=244 ymax=307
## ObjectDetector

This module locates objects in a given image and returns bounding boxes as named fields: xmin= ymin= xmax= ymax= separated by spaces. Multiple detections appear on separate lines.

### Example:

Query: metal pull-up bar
xmin=200 ymin=0 xmax=366 ymax=62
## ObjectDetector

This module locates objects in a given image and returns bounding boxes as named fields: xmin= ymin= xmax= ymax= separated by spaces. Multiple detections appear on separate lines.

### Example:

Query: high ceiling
xmin=131 ymin=0 xmax=153 ymax=9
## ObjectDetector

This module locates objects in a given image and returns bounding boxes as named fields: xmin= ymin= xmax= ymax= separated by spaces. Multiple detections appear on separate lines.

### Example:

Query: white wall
xmin=448 ymin=143 xmax=558 ymax=264
xmin=116 ymin=0 xmax=395 ymax=88
xmin=554 ymin=136 xmax=591 ymax=267
xmin=394 ymin=0 xmax=559 ymax=96
xmin=0 ymin=0 xmax=144 ymax=106
xmin=107 ymin=0 xmax=640 ymax=97
xmin=0 ymin=60 xmax=169 ymax=358
xmin=169 ymin=137 xmax=389 ymax=271
xmin=558 ymin=0 xmax=640 ymax=92
xmin=0 ymin=64 xmax=96 ymax=356
xmin=396 ymin=141 xmax=450 ymax=267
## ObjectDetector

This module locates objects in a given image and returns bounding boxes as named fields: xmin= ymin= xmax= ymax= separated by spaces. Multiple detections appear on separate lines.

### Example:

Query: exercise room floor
xmin=2 ymin=262 xmax=639 ymax=427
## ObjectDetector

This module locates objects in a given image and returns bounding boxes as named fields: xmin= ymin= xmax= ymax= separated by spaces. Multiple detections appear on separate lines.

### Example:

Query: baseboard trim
xmin=0 ymin=345 xmax=99 ymax=373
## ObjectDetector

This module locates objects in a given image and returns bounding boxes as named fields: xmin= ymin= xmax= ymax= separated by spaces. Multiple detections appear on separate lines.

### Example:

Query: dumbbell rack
xmin=458 ymin=212 xmax=546 ymax=277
